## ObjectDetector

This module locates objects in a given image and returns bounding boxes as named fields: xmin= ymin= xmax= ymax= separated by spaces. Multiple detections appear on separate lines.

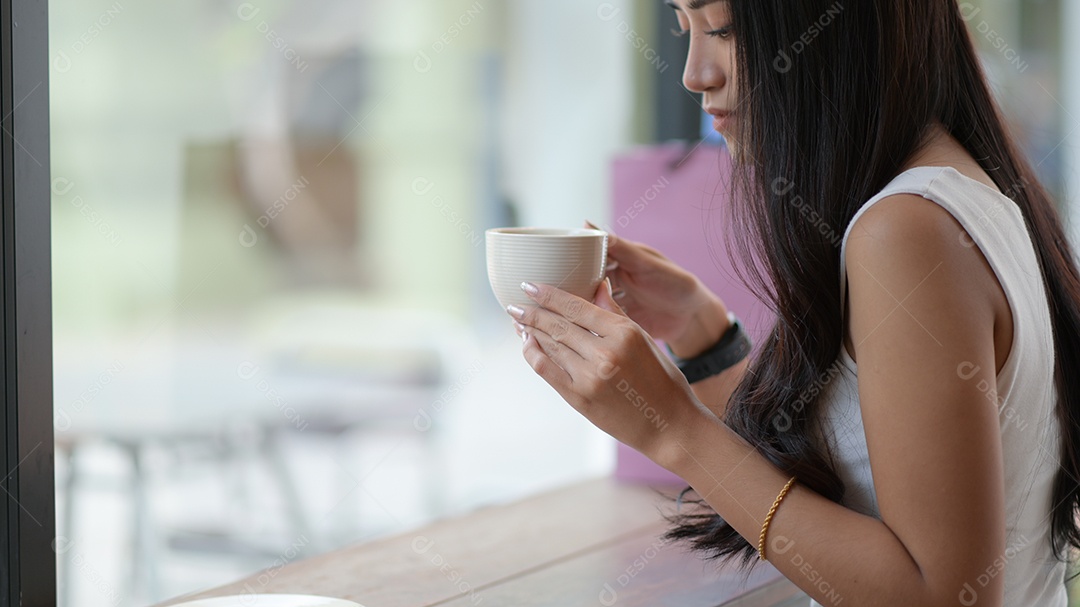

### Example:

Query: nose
xmin=682 ymin=38 xmax=727 ymax=94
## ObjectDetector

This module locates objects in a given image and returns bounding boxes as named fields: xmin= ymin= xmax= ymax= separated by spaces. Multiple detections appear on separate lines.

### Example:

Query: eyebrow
xmin=665 ymin=0 xmax=727 ymax=10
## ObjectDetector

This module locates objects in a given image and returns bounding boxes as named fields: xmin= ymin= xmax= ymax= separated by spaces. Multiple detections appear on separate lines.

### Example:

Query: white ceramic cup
xmin=485 ymin=227 xmax=609 ymax=310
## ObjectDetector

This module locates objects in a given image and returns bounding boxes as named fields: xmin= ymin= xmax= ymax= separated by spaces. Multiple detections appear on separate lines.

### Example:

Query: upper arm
xmin=845 ymin=194 xmax=1007 ymax=602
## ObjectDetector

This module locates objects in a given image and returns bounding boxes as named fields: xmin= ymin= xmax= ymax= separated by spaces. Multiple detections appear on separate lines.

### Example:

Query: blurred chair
xmin=245 ymin=298 xmax=475 ymax=539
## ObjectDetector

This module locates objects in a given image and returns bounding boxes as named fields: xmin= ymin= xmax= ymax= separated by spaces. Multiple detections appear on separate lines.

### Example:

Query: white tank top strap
xmin=838 ymin=166 xmax=943 ymax=311
xmin=838 ymin=166 xmax=1038 ymax=319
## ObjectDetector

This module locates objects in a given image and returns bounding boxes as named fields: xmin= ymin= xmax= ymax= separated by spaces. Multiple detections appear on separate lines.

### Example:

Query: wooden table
xmin=157 ymin=477 xmax=808 ymax=607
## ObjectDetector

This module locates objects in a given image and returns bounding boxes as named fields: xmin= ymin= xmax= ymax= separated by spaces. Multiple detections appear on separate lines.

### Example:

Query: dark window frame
xmin=1 ymin=0 xmax=55 ymax=604
xmin=653 ymin=1 xmax=701 ymax=142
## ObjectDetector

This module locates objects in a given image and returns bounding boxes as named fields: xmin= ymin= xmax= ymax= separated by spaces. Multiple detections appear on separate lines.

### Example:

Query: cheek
xmin=723 ymin=49 xmax=738 ymax=90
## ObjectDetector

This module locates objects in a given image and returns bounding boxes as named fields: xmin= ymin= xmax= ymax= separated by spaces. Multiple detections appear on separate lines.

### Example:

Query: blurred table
xmin=54 ymin=303 xmax=467 ymax=604
xmin=155 ymin=477 xmax=808 ymax=607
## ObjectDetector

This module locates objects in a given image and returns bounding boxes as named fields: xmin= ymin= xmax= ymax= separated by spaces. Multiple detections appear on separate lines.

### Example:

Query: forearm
xmin=687 ymin=356 xmax=747 ymax=420
xmin=663 ymin=417 xmax=945 ymax=607
xmin=667 ymin=294 xmax=746 ymax=419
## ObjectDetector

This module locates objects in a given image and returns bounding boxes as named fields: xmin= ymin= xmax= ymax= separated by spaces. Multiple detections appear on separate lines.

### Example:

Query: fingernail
xmin=605 ymin=260 xmax=620 ymax=272
xmin=613 ymin=289 xmax=626 ymax=300
xmin=513 ymin=321 xmax=526 ymax=332
xmin=587 ymin=219 xmax=611 ymax=234
xmin=521 ymin=282 xmax=539 ymax=296
xmin=507 ymin=304 xmax=525 ymax=319
xmin=521 ymin=329 xmax=529 ymax=343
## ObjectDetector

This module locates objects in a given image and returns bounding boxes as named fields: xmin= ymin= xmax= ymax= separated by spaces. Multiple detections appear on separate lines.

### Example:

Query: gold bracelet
xmin=758 ymin=476 xmax=797 ymax=561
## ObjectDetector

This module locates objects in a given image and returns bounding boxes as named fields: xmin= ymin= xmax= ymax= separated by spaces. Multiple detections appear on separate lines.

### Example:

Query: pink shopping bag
xmin=607 ymin=142 xmax=774 ymax=485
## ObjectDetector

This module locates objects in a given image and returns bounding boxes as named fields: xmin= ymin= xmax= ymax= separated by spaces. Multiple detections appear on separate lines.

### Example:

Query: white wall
xmin=500 ymin=0 xmax=634 ymax=229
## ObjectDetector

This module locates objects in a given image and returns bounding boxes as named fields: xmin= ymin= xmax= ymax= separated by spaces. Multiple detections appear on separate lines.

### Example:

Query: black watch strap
xmin=667 ymin=313 xmax=752 ymax=384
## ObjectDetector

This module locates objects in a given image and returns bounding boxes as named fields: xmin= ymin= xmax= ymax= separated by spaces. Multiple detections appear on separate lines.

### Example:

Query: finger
xmin=521 ymin=329 xmax=574 ymax=387
xmin=584 ymin=221 xmax=657 ymax=271
xmin=510 ymin=302 xmax=596 ymax=357
xmin=526 ymin=326 xmax=591 ymax=388
xmin=603 ymin=273 xmax=632 ymax=310
xmin=602 ymin=268 xmax=634 ymax=305
xmin=593 ymin=277 xmax=629 ymax=318
xmin=606 ymin=231 xmax=666 ymax=272
xmin=520 ymin=282 xmax=619 ymax=337
xmin=585 ymin=221 xmax=620 ymax=268
xmin=605 ymin=266 xmax=630 ymax=296
xmin=612 ymin=294 xmax=637 ymax=317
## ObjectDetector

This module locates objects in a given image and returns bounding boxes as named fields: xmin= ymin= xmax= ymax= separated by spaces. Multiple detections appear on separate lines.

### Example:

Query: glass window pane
xmin=51 ymin=1 xmax=632 ymax=603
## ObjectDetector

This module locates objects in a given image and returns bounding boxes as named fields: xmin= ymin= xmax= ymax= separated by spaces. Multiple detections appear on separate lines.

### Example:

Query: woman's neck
xmin=901 ymin=123 xmax=999 ymax=191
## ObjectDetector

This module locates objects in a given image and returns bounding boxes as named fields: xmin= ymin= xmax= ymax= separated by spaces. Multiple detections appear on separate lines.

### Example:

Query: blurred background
xmin=47 ymin=0 xmax=1079 ymax=605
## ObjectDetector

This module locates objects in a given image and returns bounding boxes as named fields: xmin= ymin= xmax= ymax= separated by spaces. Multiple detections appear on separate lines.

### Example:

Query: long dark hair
xmin=664 ymin=0 xmax=1080 ymax=573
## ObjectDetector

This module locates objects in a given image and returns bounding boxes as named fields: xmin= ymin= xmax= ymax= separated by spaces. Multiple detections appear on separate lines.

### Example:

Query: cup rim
xmin=486 ymin=227 xmax=607 ymax=238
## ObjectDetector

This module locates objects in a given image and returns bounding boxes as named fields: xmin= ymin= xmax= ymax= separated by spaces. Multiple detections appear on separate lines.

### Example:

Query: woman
xmin=506 ymin=0 xmax=1080 ymax=605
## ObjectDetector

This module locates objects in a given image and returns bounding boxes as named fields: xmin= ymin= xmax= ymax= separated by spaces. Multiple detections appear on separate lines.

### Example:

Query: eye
xmin=705 ymin=25 xmax=733 ymax=39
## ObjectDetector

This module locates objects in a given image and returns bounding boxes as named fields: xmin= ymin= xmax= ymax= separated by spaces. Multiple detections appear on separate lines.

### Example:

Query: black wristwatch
xmin=666 ymin=312 xmax=752 ymax=384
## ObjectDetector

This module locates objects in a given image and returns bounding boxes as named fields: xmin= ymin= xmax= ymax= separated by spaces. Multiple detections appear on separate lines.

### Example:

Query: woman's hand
xmin=507 ymin=278 xmax=711 ymax=467
xmin=585 ymin=221 xmax=731 ymax=359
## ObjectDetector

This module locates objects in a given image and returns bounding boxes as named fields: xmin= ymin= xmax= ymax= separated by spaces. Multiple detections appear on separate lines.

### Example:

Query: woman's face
xmin=667 ymin=0 xmax=740 ymax=142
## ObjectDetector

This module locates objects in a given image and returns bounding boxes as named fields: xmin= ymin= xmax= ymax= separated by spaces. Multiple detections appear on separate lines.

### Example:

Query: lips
xmin=706 ymin=108 xmax=734 ymax=132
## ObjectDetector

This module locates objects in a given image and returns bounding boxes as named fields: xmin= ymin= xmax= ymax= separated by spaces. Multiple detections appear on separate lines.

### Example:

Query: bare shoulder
xmin=844 ymin=191 xmax=1011 ymax=372
xmin=846 ymin=192 xmax=1002 ymax=318
xmin=848 ymin=192 xmax=973 ymax=262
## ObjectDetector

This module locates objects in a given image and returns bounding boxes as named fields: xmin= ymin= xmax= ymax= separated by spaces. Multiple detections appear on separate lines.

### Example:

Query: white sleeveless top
xmin=808 ymin=166 xmax=1067 ymax=607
